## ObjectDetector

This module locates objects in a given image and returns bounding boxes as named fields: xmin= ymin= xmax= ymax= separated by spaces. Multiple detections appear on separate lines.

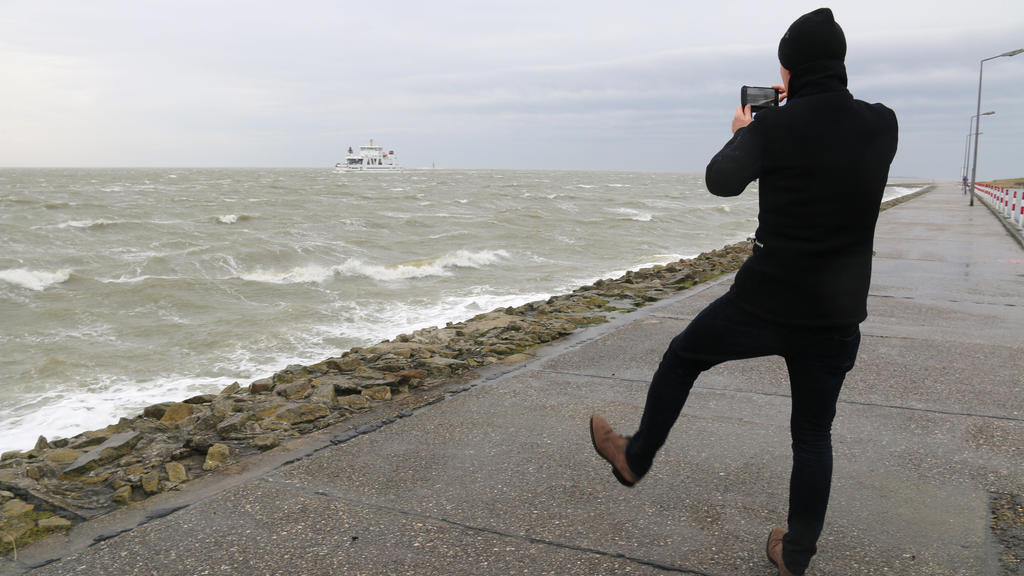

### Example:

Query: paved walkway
xmin=5 ymin=183 xmax=1023 ymax=575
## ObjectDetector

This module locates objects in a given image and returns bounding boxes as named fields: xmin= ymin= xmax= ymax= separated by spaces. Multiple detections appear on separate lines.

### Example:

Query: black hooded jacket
xmin=705 ymin=61 xmax=898 ymax=326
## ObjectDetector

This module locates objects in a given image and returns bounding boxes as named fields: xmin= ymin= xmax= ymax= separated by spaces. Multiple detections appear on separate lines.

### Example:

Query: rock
xmin=314 ymin=375 xmax=362 ymax=395
xmin=80 ymin=472 xmax=112 ymax=485
xmin=0 ymin=470 xmax=24 ymax=489
xmin=190 ymin=413 xmax=226 ymax=434
xmin=322 ymin=356 xmax=363 ymax=372
xmin=252 ymin=434 xmax=279 ymax=451
xmin=2 ymin=499 xmax=34 ymax=517
xmin=0 ymin=516 xmax=34 ymax=541
xmin=367 ymin=341 xmax=440 ymax=358
xmin=362 ymin=386 xmax=392 ymax=402
xmin=26 ymin=464 xmax=45 ymax=479
xmin=216 ymin=413 xmax=252 ymax=436
xmin=160 ymin=403 xmax=193 ymax=423
xmin=125 ymin=464 xmax=146 ymax=477
xmin=270 ymin=404 xmax=330 ymax=425
xmin=249 ymin=378 xmax=275 ymax=394
xmin=66 ymin=430 xmax=112 ymax=450
xmin=184 ymin=435 xmax=214 ymax=453
xmin=337 ymin=395 xmax=370 ymax=410
xmin=482 ymin=344 xmax=518 ymax=356
xmin=165 ymin=461 xmax=188 ymax=483
xmin=312 ymin=381 xmax=336 ymax=405
xmin=62 ymin=431 xmax=141 ymax=478
xmin=462 ymin=313 xmax=519 ymax=336
xmin=1 ymin=450 xmax=26 ymax=462
xmin=275 ymin=380 xmax=312 ymax=400
xmin=183 ymin=394 xmax=216 ymax=405
xmin=0 ymin=490 xmax=14 ymax=502
xmin=419 ymin=356 xmax=468 ymax=376
xmin=112 ymin=485 xmax=133 ymax=504
xmin=258 ymin=420 xmax=292 ymax=432
xmin=37 ymin=516 xmax=72 ymax=530
xmin=141 ymin=471 xmax=161 ymax=494
xmin=397 ymin=369 xmax=427 ymax=387
xmin=203 ymin=444 xmax=230 ymax=471
xmin=211 ymin=396 xmax=247 ymax=416
xmin=273 ymin=365 xmax=309 ymax=385
xmin=143 ymin=402 xmax=173 ymax=420
xmin=43 ymin=448 xmax=85 ymax=464
xmin=254 ymin=403 xmax=288 ymax=419
xmin=220 ymin=382 xmax=242 ymax=395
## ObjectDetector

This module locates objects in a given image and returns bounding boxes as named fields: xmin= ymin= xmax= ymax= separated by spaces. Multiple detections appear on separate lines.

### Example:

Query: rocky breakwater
xmin=0 ymin=241 xmax=752 ymax=553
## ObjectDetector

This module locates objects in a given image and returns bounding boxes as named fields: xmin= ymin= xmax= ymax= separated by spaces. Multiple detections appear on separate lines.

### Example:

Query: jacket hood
xmin=787 ymin=59 xmax=849 ymax=100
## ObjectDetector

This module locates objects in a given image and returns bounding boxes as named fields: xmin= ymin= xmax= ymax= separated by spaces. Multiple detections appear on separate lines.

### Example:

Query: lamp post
xmin=962 ymin=133 xmax=970 ymax=193
xmin=969 ymin=48 xmax=1023 ymax=206
xmin=963 ymin=111 xmax=994 ymax=193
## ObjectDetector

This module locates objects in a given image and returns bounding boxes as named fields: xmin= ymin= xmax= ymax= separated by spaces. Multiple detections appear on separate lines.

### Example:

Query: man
xmin=590 ymin=8 xmax=897 ymax=576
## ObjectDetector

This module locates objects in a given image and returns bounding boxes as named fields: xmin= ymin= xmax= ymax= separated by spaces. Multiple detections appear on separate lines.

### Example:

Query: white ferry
xmin=336 ymin=139 xmax=399 ymax=171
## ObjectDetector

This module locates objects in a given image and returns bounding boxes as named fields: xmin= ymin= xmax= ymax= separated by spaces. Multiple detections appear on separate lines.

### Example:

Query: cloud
xmin=1 ymin=1 xmax=1023 ymax=175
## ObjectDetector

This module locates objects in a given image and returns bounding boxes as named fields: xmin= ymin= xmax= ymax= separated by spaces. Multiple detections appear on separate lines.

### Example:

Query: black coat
xmin=706 ymin=60 xmax=898 ymax=326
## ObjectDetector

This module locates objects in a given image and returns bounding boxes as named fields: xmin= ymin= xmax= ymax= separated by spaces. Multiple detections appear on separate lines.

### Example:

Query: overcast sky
xmin=2 ymin=1 xmax=1022 ymax=178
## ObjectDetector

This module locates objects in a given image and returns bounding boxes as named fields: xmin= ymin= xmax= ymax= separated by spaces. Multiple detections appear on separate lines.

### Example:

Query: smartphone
xmin=741 ymin=86 xmax=779 ymax=113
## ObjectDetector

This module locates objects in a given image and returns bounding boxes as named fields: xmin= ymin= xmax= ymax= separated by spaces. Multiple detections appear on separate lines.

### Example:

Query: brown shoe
xmin=589 ymin=415 xmax=640 ymax=487
xmin=765 ymin=528 xmax=796 ymax=576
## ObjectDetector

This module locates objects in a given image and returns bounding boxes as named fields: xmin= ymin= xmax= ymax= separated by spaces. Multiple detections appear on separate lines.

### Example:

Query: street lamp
xmin=970 ymin=48 xmax=1024 ymax=206
xmin=963 ymin=111 xmax=994 ymax=193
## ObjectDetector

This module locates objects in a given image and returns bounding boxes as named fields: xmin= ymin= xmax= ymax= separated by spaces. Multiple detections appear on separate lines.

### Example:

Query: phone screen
xmin=741 ymin=86 xmax=779 ymax=113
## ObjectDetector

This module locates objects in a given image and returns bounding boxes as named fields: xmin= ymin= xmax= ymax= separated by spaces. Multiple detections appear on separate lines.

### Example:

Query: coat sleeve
xmin=705 ymin=122 xmax=764 ymax=197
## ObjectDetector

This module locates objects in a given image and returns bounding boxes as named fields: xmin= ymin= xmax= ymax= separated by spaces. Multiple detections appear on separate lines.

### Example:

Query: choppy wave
xmin=0 ymin=168 xmax=762 ymax=453
xmin=884 ymin=186 xmax=928 ymax=201
xmin=0 ymin=374 xmax=241 ymax=452
xmin=0 ymin=268 xmax=72 ymax=291
xmin=52 ymin=218 xmax=185 ymax=230
xmin=332 ymin=288 xmax=554 ymax=345
xmin=216 ymin=214 xmax=252 ymax=224
xmin=240 ymin=249 xmax=510 ymax=284
xmin=57 ymin=218 xmax=119 ymax=229
xmin=607 ymin=207 xmax=653 ymax=222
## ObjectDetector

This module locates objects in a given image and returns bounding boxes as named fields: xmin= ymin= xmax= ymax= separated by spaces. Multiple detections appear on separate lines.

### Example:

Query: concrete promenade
xmin=5 ymin=182 xmax=1023 ymax=575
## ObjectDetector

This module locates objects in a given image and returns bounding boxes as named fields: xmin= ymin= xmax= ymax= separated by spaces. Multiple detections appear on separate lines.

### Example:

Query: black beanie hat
xmin=778 ymin=7 xmax=846 ymax=70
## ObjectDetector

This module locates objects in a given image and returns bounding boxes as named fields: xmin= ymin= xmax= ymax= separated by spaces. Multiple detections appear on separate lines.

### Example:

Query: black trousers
xmin=625 ymin=291 xmax=860 ymax=575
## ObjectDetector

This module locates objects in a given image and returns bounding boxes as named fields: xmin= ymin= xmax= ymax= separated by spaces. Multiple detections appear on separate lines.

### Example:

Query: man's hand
xmin=772 ymin=84 xmax=788 ymax=102
xmin=732 ymin=105 xmax=753 ymax=133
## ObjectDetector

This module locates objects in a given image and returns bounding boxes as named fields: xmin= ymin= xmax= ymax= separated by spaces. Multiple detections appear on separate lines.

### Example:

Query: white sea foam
xmin=884 ymin=186 xmax=927 ymax=201
xmin=57 ymin=219 xmax=116 ymax=229
xmin=215 ymin=214 xmax=251 ymax=224
xmin=0 ymin=374 xmax=239 ymax=453
xmin=0 ymin=268 xmax=72 ymax=291
xmin=100 ymin=274 xmax=180 ymax=284
xmin=607 ymin=207 xmax=653 ymax=222
xmin=240 ymin=249 xmax=510 ymax=285
xmin=333 ymin=289 xmax=555 ymax=345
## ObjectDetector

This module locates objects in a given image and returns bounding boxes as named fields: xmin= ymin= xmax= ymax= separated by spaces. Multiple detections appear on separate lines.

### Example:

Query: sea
xmin=0 ymin=168 xmax=924 ymax=453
